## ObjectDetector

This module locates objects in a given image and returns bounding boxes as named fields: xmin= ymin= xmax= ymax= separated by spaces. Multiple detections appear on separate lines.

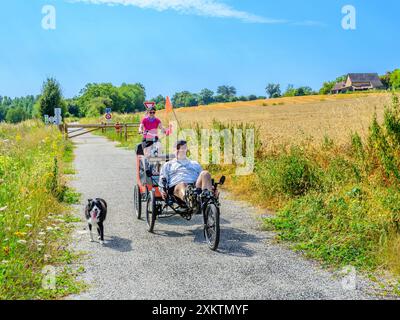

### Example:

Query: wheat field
xmin=157 ymin=93 xmax=392 ymax=148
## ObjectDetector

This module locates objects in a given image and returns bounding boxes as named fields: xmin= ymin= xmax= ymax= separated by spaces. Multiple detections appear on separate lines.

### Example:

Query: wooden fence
xmin=63 ymin=122 xmax=140 ymax=141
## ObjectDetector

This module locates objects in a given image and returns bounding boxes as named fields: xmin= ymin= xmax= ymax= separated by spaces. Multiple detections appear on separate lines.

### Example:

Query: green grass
xmin=0 ymin=120 xmax=84 ymax=299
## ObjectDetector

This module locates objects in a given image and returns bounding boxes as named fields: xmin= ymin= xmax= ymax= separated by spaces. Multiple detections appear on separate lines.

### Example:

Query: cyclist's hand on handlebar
xmin=161 ymin=191 xmax=167 ymax=200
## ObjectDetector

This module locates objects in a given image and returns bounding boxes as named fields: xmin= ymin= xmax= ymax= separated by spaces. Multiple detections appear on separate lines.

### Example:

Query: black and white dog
xmin=85 ymin=198 xmax=107 ymax=245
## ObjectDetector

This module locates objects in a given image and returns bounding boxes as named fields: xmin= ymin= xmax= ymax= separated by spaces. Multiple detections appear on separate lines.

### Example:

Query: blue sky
xmin=0 ymin=0 xmax=398 ymax=99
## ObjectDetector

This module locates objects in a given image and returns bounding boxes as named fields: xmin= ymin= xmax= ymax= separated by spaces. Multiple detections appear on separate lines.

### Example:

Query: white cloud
xmin=69 ymin=0 xmax=288 ymax=24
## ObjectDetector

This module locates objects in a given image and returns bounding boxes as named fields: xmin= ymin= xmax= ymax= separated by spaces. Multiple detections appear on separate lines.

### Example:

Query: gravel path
xmin=67 ymin=133 xmax=375 ymax=300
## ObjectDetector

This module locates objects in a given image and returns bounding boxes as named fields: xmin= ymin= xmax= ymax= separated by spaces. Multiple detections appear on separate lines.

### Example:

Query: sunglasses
xmin=149 ymin=111 xmax=156 ymax=114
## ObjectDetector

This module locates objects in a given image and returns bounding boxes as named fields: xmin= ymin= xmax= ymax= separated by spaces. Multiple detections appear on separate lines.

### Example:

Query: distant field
xmin=156 ymin=92 xmax=392 ymax=148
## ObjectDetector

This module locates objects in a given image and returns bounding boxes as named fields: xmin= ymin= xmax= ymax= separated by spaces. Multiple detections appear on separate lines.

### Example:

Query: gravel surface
xmin=67 ymin=133 xmax=376 ymax=300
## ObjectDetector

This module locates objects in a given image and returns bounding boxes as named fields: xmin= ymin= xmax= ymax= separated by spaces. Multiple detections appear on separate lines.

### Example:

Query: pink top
xmin=141 ymin=117 xmax=161 ymax=140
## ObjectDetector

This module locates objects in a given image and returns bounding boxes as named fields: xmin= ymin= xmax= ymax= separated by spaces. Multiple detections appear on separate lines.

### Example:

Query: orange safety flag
xmin=165 ymin=96 xmax=173 ymax=114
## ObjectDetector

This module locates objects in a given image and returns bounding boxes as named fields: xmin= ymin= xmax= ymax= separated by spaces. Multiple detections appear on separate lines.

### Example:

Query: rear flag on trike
xmin=165 ymin=96 xmax=173 ymax=114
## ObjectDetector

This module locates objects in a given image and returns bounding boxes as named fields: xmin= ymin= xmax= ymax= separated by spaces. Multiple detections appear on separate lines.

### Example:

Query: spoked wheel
xmin=134 ymin=185 xmax=142 ymax=220
xmin=204 ymin=202 xmax=220 ymax=251
xmin=146 ymin=190 xmax=157 ymax=233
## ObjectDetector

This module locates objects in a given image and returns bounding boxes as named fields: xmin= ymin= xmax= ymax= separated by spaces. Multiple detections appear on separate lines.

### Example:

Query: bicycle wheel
xmin=146 ymin=190 xmax=157 ymax=233
xmin=204 ymin=202 xmax=220 ymax=251
xmin=134 ymin=185 xmax=142 ymax=220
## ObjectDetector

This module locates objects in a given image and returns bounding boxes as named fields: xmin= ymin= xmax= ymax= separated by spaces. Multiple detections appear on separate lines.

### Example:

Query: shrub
xmin=256 ymin=147 xmax=321 ymax=197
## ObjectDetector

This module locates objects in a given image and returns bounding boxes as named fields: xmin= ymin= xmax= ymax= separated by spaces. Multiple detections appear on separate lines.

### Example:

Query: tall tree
xmin=284 ymin=84 xmax=296 ymax=97
xmin=217 ymin=85 xmax=237 ymax=100
xmin=39 ymin=78 xmax=64 ymax=117
xmin=172 ymin=91 xmax=199 ymax=108
xmin=199 ymin=88 xmax=214 ymax=105
xmin=390 ymin=69 xmax=400 ymax=90
xmin=380 ymin=71 xmax=392 ymax=89
xmin=151 ymin=95 xmax=166 ymax=110
xmin=265 ymin=83 xmax=281 ymax=98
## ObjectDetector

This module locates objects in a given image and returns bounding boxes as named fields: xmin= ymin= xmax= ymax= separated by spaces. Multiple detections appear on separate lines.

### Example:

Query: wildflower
xmin=0 ymin=206 xmax=7 ymax=212
xmin=14 ymin=231 xmax=26 ymax=238
xmin=3 ymin=246 xmax=10 ymax=255
xmin=38 ymin=232 xmax=46 ymax=236
xmin=46 ymin=227 xmax=53 ymax=231
xmin=1 ymin=260 xmax=9 ymax=264
xmin=26 ymin=224 xmax=33 ymax=228
xmin=17 ymin=240 xmax=27 ymax=245
xmin=24 ymin=214 xmax=31 ymax=219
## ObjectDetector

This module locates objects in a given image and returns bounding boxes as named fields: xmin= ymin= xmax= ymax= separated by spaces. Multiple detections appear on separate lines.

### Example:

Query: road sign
xmin=144 ymin=101 xmax=156 ymax=109
xmin=105 ymin=113 xmax=112 ymax=120
xmin=105 ymin=108 xmax=112 ymax=114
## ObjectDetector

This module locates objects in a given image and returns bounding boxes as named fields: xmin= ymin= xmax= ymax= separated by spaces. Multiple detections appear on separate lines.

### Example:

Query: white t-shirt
xmin=159 ymin=158 xmax=202 ymax=188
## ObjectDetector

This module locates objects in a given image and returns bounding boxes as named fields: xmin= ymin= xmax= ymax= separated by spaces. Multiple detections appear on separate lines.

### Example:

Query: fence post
xmin=64 ymin=123 xmax=68 ymax=139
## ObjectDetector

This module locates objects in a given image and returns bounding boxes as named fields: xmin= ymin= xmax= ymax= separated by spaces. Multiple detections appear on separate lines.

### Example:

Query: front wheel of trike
xmin=204 ymin=202 xmax=220 ymax=251
xmin=146 ymin=190 xmax=157 ymax=233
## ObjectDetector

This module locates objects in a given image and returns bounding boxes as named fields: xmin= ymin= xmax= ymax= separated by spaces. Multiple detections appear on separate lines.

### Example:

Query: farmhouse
xmin=331 ymin=73 xmax=384 ymax=94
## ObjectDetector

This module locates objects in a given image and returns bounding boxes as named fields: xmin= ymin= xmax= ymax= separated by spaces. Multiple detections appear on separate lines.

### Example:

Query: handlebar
xmin=141 ymin=130 xmax=158 ymax=136
xmin=140 ymin=125 xmax=172 ymax=137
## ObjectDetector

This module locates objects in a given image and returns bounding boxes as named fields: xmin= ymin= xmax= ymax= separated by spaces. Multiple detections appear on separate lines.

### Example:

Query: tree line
xmin=150 ymin=86 xmax=266 ymax=110
xmin=1 ymin=69 xmax=399 ymax=123
xmin=0 ymin=78 xmax=147 ymax=123
xmin=0 ymin=95 xmax=38 ymax=123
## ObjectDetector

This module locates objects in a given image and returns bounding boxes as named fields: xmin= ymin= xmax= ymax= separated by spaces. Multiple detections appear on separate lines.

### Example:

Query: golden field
xmin=157 ymin=92 xmax=392 ymax=148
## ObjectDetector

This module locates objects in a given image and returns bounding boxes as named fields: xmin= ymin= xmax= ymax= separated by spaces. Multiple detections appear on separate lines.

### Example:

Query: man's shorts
xmin=167 ymin=184 xmax=196 ymax=207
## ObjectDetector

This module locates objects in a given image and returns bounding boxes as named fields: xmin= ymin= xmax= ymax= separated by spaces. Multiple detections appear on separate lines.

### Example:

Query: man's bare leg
xmin=173 ymin=171 xmax=212 ymax=202
xmin=173 ymin=183 xmax=188 ymax=202
xmin=196 ymin=171 xmax=213 ymax=191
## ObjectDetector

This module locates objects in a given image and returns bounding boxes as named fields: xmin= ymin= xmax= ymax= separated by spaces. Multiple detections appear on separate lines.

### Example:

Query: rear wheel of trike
xmin=134 ymin=185 xmax=142 ymax=220
xmin=146 ymin=190 xmax=157 ymax=233
xmin=204 ymin=202 xmax=220 ymax=251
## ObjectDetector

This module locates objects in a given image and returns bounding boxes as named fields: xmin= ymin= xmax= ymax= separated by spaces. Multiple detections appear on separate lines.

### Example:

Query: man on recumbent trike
xmin=159 ymin=141 xmax=211 ymax=206
xmin=157 ymin=140 xmax=224 ymax=250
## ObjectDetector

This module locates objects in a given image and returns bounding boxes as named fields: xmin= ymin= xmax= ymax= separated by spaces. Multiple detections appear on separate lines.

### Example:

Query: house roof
xmin=347 ymin=73 xmax=384 ymax=88
xmin=332 ymin=81 xmax=346 ymax=91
